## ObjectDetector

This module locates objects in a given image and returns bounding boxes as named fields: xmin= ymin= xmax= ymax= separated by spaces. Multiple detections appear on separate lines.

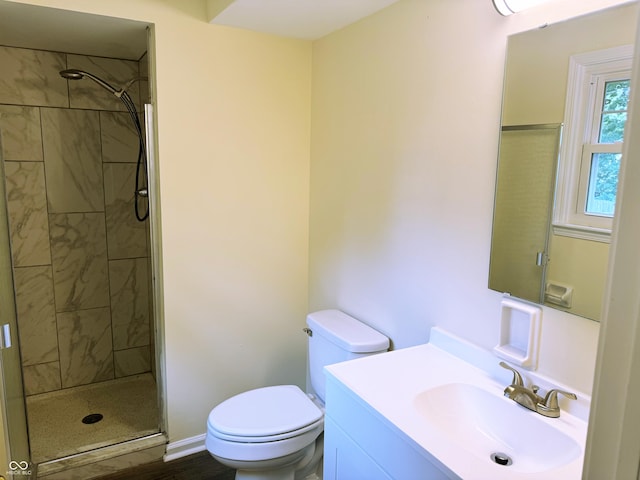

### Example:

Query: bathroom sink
xmin=413 ymin=383 xmax=582 ymax=474
xmin=325 ymin=333 xmax=588 ymax=479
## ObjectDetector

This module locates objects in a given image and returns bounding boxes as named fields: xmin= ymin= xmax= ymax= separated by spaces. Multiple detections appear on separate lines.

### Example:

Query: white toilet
xmin=205 ymin=309 xmax=389 ymax=480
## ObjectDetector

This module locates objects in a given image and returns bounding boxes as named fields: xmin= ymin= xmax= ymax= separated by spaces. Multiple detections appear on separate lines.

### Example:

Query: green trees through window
xmin=599 ymin=79 xmax=630 ymax=143
xmin=587 ymin=79 xmax=630 ymax=216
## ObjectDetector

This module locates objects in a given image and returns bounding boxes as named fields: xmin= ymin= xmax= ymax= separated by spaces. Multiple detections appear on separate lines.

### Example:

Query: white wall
xmin=309 ymin=0 xmax=630 ymax=395
xmin=7 ymin=0 xmax=312 ymax=442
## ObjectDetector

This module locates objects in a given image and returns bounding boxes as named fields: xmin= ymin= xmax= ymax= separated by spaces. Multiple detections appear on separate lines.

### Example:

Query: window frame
xmin=553 ymin=45 xmax=632 ymax=243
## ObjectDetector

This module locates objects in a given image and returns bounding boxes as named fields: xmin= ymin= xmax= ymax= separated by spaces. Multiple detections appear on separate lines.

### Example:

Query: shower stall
xmin=0 ymin=6 xmax=164 ymax=479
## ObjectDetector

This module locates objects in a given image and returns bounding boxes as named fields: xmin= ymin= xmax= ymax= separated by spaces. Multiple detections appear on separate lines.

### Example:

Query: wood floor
xmin=95 ymin=451 xmax=236 ymax=480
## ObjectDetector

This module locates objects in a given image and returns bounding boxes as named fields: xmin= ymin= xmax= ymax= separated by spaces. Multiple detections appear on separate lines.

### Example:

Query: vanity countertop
xmin=324 ymin=334 xmax=588 ymax=479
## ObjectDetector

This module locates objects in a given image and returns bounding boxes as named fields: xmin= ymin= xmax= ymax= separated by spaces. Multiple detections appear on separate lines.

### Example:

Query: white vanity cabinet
xmin=323 ymin=373 xmax=453 ymax=480
xmin=324 ymin=417 xmax=392 ymax=479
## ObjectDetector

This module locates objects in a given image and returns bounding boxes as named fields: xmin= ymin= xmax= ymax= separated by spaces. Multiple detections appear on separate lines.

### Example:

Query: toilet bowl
xmin=205 ymin=310 xmax=389 ymax=480
xmin=206 ymin=385 xmax=324 ymax=480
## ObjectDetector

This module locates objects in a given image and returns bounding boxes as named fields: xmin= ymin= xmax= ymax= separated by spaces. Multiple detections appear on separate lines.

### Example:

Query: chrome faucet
xmin=499 ymin=362 xmax=576 ymax=418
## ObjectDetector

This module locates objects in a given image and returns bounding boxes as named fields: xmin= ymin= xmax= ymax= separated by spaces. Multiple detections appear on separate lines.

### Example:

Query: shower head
xmin=59 ymin=69 xmax=118 ymax=96
xmin=60 ymin=69 xmax=85 ymax=80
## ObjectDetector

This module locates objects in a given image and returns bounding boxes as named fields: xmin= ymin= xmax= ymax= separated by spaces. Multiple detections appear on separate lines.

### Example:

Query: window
xmin=554 ymin=45 xmax=632 ymax=242
xmin=579 ymin=75 xmax=628 ymax=222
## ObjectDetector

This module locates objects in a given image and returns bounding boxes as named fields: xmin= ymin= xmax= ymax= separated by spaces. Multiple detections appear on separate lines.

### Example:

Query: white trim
xmin=583 ymin=16 xmax=640 ymax=478
xmin=551 ymin=223 xmax=611 ymax=243
xmin=164 ymin=434 xmax=207 ymax=462
xmin=554 ymin=45 xmax=632 ymax=238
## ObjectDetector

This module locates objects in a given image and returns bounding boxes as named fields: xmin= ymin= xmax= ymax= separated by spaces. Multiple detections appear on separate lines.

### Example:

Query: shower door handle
xmin=0 ymin=323 xmax=11 ymax=349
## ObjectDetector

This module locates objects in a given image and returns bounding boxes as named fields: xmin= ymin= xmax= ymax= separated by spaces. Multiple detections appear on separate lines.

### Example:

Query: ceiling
xmin=0 ymin=0 xmax=401 ymax=61
xmin=207 ymin=0 xmax=402 ymax=39
xmin=0 ymin=1 xmax=148 ymax=60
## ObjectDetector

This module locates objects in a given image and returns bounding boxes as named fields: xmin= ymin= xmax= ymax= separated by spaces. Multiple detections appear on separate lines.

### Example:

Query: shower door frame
xmin=144 ymin=99 xmax=168 ymax=435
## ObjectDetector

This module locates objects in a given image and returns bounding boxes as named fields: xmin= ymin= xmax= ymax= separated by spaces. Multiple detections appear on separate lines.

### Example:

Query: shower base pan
xmin=26 ymin=373 xmax=159 ymax=464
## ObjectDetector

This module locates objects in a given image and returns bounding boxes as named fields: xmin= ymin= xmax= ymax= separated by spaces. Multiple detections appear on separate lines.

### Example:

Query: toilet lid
xmin=208 ymin=385 xmax=323 ymax=439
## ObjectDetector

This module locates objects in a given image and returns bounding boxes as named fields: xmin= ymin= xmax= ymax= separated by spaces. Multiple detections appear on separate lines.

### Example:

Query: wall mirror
xmin=489 ymin=2 xmax=638 ymax=321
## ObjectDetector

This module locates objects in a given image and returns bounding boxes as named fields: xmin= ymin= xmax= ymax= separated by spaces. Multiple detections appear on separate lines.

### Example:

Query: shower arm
xmin=114 ymin=76 xmax=148 ymax=98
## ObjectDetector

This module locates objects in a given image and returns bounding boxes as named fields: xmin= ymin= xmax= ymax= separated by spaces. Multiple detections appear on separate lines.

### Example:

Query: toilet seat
xmin=207 ymin=385 xmax=323 ymax=443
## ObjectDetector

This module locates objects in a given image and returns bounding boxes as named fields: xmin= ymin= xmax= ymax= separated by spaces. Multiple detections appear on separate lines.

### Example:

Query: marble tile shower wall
xmin=0 ymin=45 xmax=152 ymax=395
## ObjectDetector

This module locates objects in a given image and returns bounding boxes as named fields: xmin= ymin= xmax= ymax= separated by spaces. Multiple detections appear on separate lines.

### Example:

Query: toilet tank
xmin=306 ymin=309 xmax=389 ymax=403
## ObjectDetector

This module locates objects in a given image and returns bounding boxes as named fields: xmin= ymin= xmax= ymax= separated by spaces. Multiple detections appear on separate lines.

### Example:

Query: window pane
xmin=602 ymin=80 xmax=630 ymax=112
xmin=586 ymin=152 xmax=621 ymax=217
xmin=599 ymin=112 xmax=627 ymax=143
xmin=599 ymin=80 xmax=630 ymax=143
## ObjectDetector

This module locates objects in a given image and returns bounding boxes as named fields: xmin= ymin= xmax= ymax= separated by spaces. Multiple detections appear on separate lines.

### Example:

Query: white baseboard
xmin=164 ymin=433 xmax=207 ymax=462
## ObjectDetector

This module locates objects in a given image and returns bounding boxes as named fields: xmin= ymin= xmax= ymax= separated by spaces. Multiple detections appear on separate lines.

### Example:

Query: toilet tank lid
xmin=306 ymin=309 xmax=389 ymax=353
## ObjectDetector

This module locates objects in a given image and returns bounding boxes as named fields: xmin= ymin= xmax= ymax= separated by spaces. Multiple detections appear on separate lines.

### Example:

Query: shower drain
xmin=82 ymin=413 xmax=104 ymax=425
xmin=490 ymin=452 xmax=513 ymax=466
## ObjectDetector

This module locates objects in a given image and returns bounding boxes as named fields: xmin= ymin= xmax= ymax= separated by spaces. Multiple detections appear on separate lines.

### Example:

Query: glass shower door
xmin=0 ymin=140 xmax=30 ymax=475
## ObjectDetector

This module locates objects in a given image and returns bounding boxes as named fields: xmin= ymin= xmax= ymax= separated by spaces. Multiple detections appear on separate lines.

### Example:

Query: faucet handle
xmin=499 ymin=361 xmax=524 ymax=387
xmin=542 ymin=389 xmax=577 ymax=410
